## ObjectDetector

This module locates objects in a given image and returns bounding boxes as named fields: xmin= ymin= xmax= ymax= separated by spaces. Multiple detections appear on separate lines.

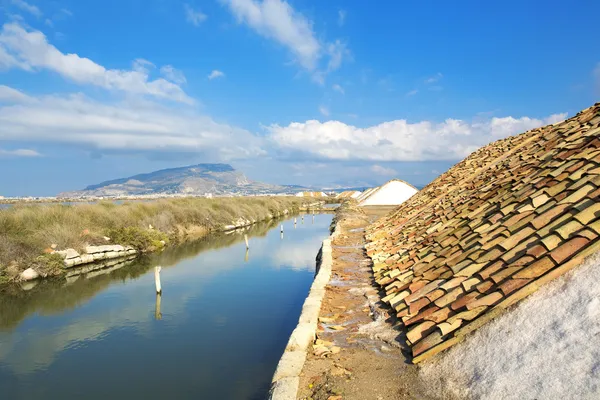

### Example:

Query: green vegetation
xmin=0 ymin=196 xmax=306 ymax=281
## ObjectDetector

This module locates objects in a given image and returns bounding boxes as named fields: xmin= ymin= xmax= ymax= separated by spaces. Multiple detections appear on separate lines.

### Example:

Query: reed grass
xmin=0 ymin=196 xmax=306 ymax=279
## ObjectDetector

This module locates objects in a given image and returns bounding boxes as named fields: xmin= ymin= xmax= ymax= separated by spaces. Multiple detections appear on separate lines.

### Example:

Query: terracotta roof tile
xmin=364 ymin=103 xmax=600 ymax=362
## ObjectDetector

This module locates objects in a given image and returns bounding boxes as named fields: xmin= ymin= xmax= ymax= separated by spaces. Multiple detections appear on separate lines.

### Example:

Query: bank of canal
xmin=0 ymin=213 xmax=333 ymax=400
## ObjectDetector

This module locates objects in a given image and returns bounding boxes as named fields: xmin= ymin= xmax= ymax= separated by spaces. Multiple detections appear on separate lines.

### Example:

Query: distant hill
xmin=59 ymin=164 xmax=291 ymax=197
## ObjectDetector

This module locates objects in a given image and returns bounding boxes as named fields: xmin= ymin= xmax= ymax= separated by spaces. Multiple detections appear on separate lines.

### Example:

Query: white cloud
xmin=370 ymin=165 xmax=396 ymax=176
xmin=318 ymin=105 xmax=329 ymax=117
xmin=0 ymin=148 xmax=40 ymax=157
xmin=332 ymin=83 xmax=344 ymax=94
xmin=338 ymin=9 xmax=346 ymax=26
xmin=0 ymin=23 xmax=193 ymax=104
xmin=0 ymin=87 xmax=265 ymax=160
xmin=0 ymin=84 xmax=33 ymax=103
xmin=267 ymin=113 xmax=567 ymax=162
xmin=44 ymin=18 xmax=53 ymax=27
xmin=425 ymin=72 xmax=443 ymax=84
xmin=184 ymin=4 xmax=207 ymax=26
xmin=222 ymin=0 xmax=320 ymax=70
xmin=594 ymin=62 xmax=600 ymax=94
xmin=208 ymin=69 xmax=225 ymax=80
xmin=406 ymin=89 xmax=418 ymax=97
xmin=10 ymin=0 xmax=41 ymax=18
xmin=160 ymin=65 xmax=186 ymax=84
xmin=325 ymin=39 xmax=348 ymax=72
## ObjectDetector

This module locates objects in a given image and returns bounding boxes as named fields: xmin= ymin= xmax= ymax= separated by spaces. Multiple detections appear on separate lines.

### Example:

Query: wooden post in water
xmin=155 ymin=293 xmax=162 ymax=320
xmin=244 ymin=234 xmax=249 ymax=249
xmin=155 ymin=266 xmax=162 ymax=294
xmin=245 ymin=249 xmax=249 ymax=262
xmin=281 ymin=224 xmax=284 ymax=233
xmin=294 ymin=217 xmax=297 ymax=229
xmin=301 ymin=215 xmax=304 ymax=223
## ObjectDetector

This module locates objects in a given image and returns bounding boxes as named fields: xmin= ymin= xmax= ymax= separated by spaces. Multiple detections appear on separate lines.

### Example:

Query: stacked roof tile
xmin=364 ymin=103 xmax=600 ymax=363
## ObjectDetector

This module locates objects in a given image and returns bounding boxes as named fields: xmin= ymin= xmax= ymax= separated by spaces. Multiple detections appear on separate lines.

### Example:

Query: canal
xmin=0 ymin=213 xmax=333 ymax=399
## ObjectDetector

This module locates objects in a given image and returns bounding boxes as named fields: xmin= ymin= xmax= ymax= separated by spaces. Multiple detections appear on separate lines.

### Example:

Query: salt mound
xmin=358 ymin=179 xmax=418 ymax=206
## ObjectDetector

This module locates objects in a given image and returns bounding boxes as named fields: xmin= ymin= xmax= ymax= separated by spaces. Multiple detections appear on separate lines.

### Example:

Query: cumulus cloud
xmin=208 ymin=69 xmax=225 ymax=80
xmin=0 ymin=86 xmax=265 ymax=160
xmin=0 ymin=85 xmax=32 ymax=103
xmin=0 ymin=148 xmax=40 ymax=157
xmin=0 ymin=23 xmax=193 ymax=104
xmin=223 ymin=0 xmax=320 ymax=70
xmin=10 ymin=0 xmax=41 ymax=17
xmin=332 ymin=84 xmax=344 ymax=94
xmin=267 ymin=113 xmax=568 ymax=162
xmin=370 ymin=165 xmax=397 ymax=176
xmin=184 ymin=4 xmax=207 ymax=26
xmin=160 ymin=65 xmax=186 ymax=84
xmin=222 ymin=0 xmax=347 ymax=84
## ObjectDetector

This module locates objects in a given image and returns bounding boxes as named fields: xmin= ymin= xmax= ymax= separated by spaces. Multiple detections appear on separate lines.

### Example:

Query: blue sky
xmin=0 ymin=0 xmax=598 ymax=196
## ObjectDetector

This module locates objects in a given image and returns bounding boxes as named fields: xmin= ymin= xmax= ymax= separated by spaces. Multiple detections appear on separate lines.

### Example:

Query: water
xmin=0 ymin=214 xmax=332 ymax=399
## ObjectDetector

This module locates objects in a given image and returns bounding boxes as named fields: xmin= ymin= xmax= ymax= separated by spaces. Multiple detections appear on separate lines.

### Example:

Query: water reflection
xmin=0 ymin=214 xmax=333 ymax=400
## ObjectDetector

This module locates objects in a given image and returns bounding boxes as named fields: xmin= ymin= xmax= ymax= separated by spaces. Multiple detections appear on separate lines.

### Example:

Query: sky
xmin=0 ymin=0 xmax=598 ymax=196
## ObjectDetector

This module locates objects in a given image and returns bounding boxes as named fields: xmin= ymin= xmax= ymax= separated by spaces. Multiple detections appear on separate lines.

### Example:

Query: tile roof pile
xmin=364 ymin=103 xmax=600 ymax=363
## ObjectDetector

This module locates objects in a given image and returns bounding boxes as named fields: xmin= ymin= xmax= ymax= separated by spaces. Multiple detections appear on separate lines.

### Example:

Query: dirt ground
xmin=297 ymin=206 xmax=442 ymax=400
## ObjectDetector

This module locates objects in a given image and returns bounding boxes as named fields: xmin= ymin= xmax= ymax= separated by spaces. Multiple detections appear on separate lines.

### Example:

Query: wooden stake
xmin=245 ymin=249 xmax=249 ymax=262
xmin=281 ymin=224 xmax=284 ymax=233
xmin=155 ymin=266 xmax=162 ymax=294
xmin=155 ymin=293 xmax=162 ymax=320
xmin=244 ymin=234 xmax=249 ymax=249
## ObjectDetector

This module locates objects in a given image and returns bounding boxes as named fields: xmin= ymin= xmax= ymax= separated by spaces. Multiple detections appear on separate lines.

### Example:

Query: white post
xmin=281 ymin=224 xmax=284 ymax=233
xmin=301 ymin=215 xmax=304 ymax=223
xmin=245 ymin=249 xmax=249 ymax=262
xmin=155 ymin=266 xmax=162 ymax=294
xmin=244 ymin=234 xmax=249 ymax=249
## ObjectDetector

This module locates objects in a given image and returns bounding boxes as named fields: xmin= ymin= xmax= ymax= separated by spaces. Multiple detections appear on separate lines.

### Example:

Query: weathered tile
xmin=513 ymin=256 xmax=556 ymax=279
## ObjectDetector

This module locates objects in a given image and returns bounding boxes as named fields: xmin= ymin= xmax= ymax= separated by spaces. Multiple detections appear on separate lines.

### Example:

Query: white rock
xmin=20 ymin=268 xmax=39 ymax=281
xmin=80 ymin=254 xmax=94 ymax=264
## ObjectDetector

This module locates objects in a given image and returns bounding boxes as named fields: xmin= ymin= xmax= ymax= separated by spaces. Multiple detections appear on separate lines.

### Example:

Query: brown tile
xmin=498 ymin=279 xmax=532 ymax=296
xmin=466 ymin=292 xmax=503 ymax=309
xmin=450 ymin=292 xmax=481 ymax=311
xmin=478 ymin=260 xmax=506 ymax=280
xmin=425 ymin=306 xmax=453 ymax=323
xmin=513 ymin=256 xmax=556 ymax=279
xmin=434 ymin=287 xmax=464 ymax=308
xmin=426 ymin=289 xmax=445 ymax=302
xmin=491 ymin=266 xmax=523 ymax=284
xmin=440 ymin=276 xmax=467 ymax=290
xmin=406 ymin=321 xmax=436 ymax=344
xmin=409 ymin=297 xmax=431 ymax=315
xmin=476 ymin=280 xmax=494 ymax=293
xmin=548 ymin=236 xmax=591 ymax=264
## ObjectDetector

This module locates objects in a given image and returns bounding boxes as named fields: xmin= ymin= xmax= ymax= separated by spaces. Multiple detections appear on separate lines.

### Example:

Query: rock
xmin=148 ymin=224 xmax=154 ymax=230
xmin=80 ymin=254 xmax=94 ymax=264
xmin=20 ymin=268 xmax=39 ymax=281
xmin=56 ymin=248 xmax=80 ymax=260
xmin=103 ymin=236 xmax=111 ymax=242
xmin=50 ymin=243 xmax=58 ymax=249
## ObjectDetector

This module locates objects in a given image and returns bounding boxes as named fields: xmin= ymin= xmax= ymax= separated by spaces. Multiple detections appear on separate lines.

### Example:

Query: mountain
xmin=59 ymin=164 xmax=290 ymax=197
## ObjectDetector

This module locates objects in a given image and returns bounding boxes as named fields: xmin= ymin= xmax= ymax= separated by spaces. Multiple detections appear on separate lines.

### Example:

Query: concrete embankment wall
xmin=268 ymin=218 xmax=339 ymax=399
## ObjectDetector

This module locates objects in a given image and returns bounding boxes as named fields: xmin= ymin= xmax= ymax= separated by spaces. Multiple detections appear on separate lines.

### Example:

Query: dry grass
xmin=0 ymin=196 xmax=306 ymax=278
